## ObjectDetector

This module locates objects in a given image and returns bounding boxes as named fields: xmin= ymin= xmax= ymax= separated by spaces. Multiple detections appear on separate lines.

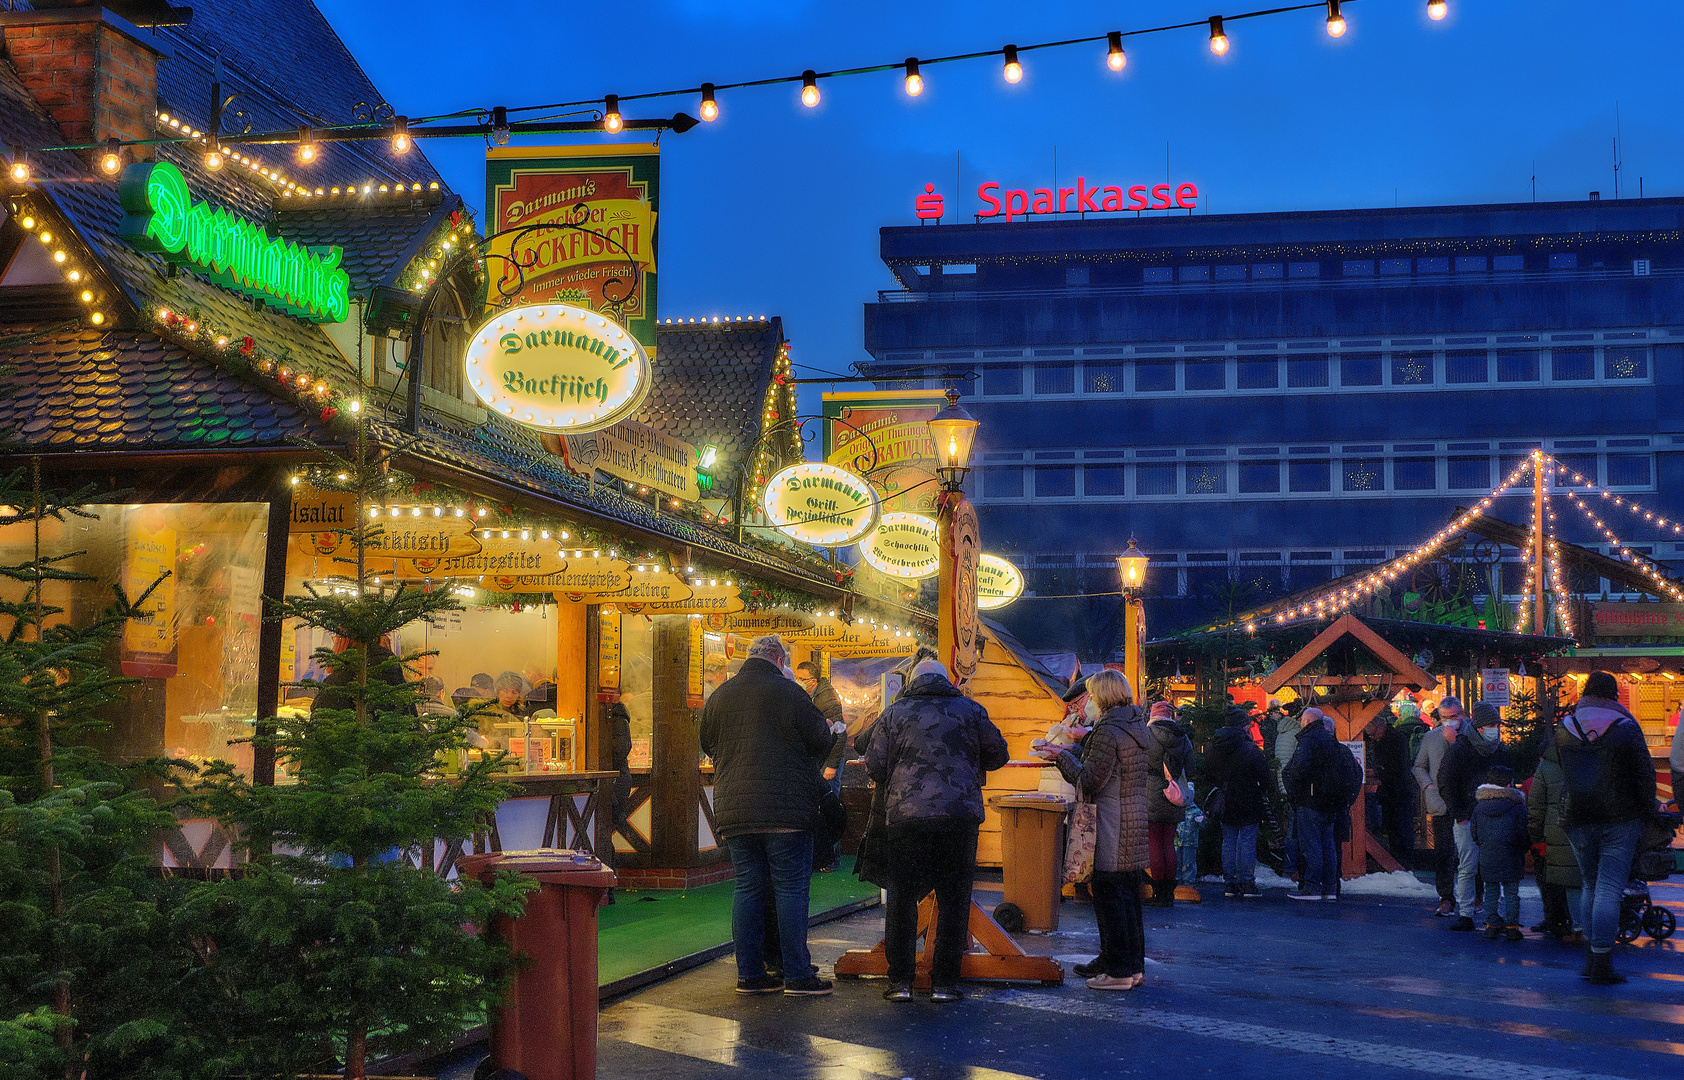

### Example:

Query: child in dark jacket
xmin=1470 ymin=765 xmax=1529 ymax=941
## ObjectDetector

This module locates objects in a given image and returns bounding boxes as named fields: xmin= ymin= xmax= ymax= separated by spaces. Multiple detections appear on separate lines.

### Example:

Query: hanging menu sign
xmin=977 ymin=554 xmax=1025 ymax=610
xmin=288 ymin=484 xmax=355 ymax=533
xmin=762 ymin=462 xmax=880 ymax=546
xmin=562 ymin=418 xmax=699 ymax=501
xmin=408 ymin=533 xmax=566 ymax=577
xmin=688 ymin=618 xmax=704 ymax=708
xmin=598 ymin=608 xmax=621 ymax=697
xmin=465 ymin=303 xmax=652 ymax=433
xmin=622 ymin=582 xmax=745 ymax=616
xmin=720 ymin=610 xmax=818 ymax=636
xmin=548 ymin=556 xmax=635 ymax=601
xmin=822 ymin=389 xmax=948 ymax=516
xmin=860 ymin=513 xmax=941 ymax=579
xmin=361 ymin=523 xmax=483 ymax=559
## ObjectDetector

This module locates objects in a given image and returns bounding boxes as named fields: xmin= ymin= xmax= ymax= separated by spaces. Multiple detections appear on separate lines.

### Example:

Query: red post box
xmin=458 ymin=849 xmax=617 ymax=1080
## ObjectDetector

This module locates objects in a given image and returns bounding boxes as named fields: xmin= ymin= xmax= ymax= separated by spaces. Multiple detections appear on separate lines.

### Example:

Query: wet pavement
xmin=588 ymin=877 xmax=1683 ymax=1080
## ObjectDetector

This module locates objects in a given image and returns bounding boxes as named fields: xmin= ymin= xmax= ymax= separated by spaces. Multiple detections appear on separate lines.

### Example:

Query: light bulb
xmin=9 ymin=157 xmax=29 ymax=183
xmin=801 ymin=70 xmax=819 ymax=107
xmin=603 ymin=95 xmax=623 ymax=133
xmin=1326 ymin=1 xmax=1346 ymax=36
xmin=99 ymin=139 xmax=122 ymax=175
xmin=1002 ymin=45 xmax=1022 ymax=83
xmin=904 ymin=58 xmax=922 ymax=96
xmin=699 ymin=83 xmax=718 ymax=122
xmin=204 ymin=147 xmax=224 ymax=171
xmin=392 ymin=116 xmax=411 ymax=154
xmin=1107 ymin=32 xmax=1127 ymax=71
xmin=491 ymin=105 xmax=510 ymax=146
xmin=1209 ymin=16 xmax=1230 ymax=56
xmin=1428 ymin=0 xmax=1447 ymax=20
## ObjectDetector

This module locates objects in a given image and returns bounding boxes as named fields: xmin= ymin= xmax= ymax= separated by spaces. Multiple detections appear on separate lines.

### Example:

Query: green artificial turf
xmin=596 ymin=858 xmax=878 ymax=985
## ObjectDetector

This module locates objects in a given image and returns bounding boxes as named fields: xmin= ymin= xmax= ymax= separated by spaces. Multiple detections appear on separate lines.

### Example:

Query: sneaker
xmin=929 ymin=986 xmax=964 ymax=1003
xmin=1288 ymin=889 xmax=1322 ymax=902
xmin=1241 ymin=883 xmax=1263 ymax=898
xmin=1434 ymin=900 xmax=1455 ymax=917
xmin=1320 ymin=893 xmax=1339 ymax=902
xmin=1449 ymin=916 xmax=1476 ymax=932
xmin=881 ymin=983 xmax=913 ymax=1002
xmin=1483 ymin=925 xmax=1503 ymax=940
xmin=1086 ymin=973 xmax=1139 ymax=991
xmin=1504 ymin=926 xmax=1524 ymax=943
xmin=736 ymin=975 xmax=784 ymax=994
xmin=1223 ymin=885 xmax=1239 ymax=899
xmin=783 ymin=976 xmax=833 ymax=996
xmin=1071 ymin=958 xmax=1103 ymax=979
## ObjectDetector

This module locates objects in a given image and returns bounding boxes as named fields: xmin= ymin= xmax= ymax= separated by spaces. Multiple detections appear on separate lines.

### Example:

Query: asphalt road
xmin=588 ymin=877 xmax=1683 ymax=1080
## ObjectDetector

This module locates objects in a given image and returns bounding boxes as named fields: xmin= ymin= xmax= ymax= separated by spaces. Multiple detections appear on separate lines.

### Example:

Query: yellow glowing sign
xmin=977 ymin=554 xmax=1025 ymax=610
xmin=762 ymin=461 xmax=880 ymax=546
xmin=464 ymin=303 xmax=651 ymax=432
xmin=860 ymin=513 xmax=940 ymax=579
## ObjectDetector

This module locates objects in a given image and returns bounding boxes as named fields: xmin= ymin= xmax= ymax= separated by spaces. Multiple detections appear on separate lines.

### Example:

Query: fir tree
xmin=187 ymin=424 xmax=529 ymax=1079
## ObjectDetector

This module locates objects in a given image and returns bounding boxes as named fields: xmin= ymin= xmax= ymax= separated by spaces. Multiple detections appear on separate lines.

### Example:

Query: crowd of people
xmin=699 ymin=636 xmax=1668 ymax=1002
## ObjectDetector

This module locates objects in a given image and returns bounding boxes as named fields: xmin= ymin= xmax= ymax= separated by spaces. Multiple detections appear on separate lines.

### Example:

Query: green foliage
xmin=1501 ymin=680 xmax=1560 ymax=782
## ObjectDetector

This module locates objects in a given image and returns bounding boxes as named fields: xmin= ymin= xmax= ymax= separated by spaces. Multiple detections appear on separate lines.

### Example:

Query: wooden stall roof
xmin=1261 ymin=613 xmax=1438 ymax=695
xmin=970 ymin=617 xmax=1072 ymax=867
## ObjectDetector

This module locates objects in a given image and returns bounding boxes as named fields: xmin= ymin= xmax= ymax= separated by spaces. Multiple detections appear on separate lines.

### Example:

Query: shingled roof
xmin=272 ymin=198 xmax=460 ymax=299
xmin=642 ymin=319 xmax=784 ymax=460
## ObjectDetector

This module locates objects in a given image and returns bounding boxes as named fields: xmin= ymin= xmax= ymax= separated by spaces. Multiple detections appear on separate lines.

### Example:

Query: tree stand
xmin=832 ymin=895 xmax=1064 ymax=988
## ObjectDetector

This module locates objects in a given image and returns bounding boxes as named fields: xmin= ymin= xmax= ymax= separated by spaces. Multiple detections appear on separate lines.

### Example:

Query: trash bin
xmin=458 ymin=849 xmax=617 ymax=1080
xmin=989 ymin=793 xmax=1071 ymax=932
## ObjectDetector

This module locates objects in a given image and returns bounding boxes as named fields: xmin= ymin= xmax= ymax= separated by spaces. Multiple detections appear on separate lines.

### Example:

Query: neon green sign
xmin=118 ymin=162 xmax=350 ymax=323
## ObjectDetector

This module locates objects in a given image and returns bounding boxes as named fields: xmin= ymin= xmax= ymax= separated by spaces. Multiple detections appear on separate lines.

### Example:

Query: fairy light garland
xmin=1548 ymin=460 xmax=1684 ymax=603
xmin=1514 ymin=476 xmax=1542 ymax=634
xmin=1543 ymin=499 xmax=1575 ymax=638
xmin=9 ymin=201 xmax=114 ymax=327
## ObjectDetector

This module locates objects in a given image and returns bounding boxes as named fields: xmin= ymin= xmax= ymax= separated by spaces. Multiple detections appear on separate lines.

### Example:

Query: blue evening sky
xmin=323 ymin=0 xmax=1683 ymax=418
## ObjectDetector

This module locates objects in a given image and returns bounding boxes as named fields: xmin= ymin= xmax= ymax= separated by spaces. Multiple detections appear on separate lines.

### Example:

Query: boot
xmin=1585 ymin=950 xmax=1627 ymax=986
xmin=1143 ymin=877 xmax=1174 ymax=908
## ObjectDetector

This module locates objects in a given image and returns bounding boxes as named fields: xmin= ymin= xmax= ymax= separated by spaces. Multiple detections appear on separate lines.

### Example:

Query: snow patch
xmin=1338 ymin=870 xmax=1440 ymax=898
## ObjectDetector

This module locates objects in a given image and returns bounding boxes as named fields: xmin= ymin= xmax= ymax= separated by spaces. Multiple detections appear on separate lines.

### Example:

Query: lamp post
xmin=925 ymin=390 xmax=981 ymax=684
xmin=1116 ymin=537 xmax=1148 ymax=699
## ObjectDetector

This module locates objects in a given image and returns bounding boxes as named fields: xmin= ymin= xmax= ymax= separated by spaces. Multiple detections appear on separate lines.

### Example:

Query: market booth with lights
xmin=0 ymin=1 xmax=930 ymax=887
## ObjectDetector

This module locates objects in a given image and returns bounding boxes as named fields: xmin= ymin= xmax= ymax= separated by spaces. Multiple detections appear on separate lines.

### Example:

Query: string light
xmin=9 ymin=154 xmax=29 ymax=183
xmin=699 ymin=83 xmax=719 ymax=122
xmin=99 ymin=138 xmax=122 ymax=175
xmin=603 ymin=95 xmax=623 ymax=133
xmin=1326 ymin=1 xmax=1347 ymax=37
xmin=1107 ymin=32 xmax=1127 ymax=71
xmin=392 ymin=117 xmax=411 ymax=154
xmin=296 ymin=128 xmax=318 ymax=164
xmin=1208 ymin=16 xmax=1231 ymax=56
xmin=204 ymin=145 xmax=224 ymax=171
xmin=801 ymin=70 xmax=820 ymax=107
xmin=1428 ymin=0 xmax=1448 ymax=20
xmin=1002 ymin=45 xmax=1023 ymax=83
xmin=904 ymin=58 xmax=923 ymax=97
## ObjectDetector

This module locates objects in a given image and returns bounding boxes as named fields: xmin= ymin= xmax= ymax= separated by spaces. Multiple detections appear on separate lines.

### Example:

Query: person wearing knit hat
xmin=1149 ymin=701 xmax=1176 ymax=721
xmin=1281 ymin=704 xmax=1363 ymax=901
xmin=1438 ymin=701 xmax=1513 ymax=930
xmin=1143 ymin=701 xmax=1193 ymax=906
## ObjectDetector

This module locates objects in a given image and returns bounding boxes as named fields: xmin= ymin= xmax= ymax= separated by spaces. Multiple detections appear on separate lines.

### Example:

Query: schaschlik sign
xmin=118 ymin=162 xmax=350 ymax=323
xmin=465 ymin=304 xmax=651 ymax=432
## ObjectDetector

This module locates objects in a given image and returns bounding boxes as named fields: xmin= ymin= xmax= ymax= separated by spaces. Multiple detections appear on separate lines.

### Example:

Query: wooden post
xmin=554 ymin=600 xmax=588 ymax=769
xmin=650 ymin=614 xmax=700 ymax=868
xmin=1123 ymin=597 xmax=1143 ymax=700
xmin=253 ymin=470 xmax=292 ymax=790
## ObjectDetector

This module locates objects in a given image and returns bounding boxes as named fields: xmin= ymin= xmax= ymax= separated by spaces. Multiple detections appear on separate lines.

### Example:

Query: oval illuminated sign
xmin=763 ymin=462 xmax=880 ymax=546
xmin=464 ymin=304 xmax=651 ymax=432
xmin=977 ymin=554 xmax=1024 ymax=610
xmin=860 ymin=513 xmax=940 ymax=579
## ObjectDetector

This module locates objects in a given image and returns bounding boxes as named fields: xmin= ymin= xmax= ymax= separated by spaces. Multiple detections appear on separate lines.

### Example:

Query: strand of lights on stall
xmin=1266 ymin=453 xmax=1536 ymax=627
xmin=1548 ymin=466 xmax=1684 ymax=603
xmin=1514 ymin=470 xmax=1542 ymax=634
xmin=1544 ymin=455 xmax=1684 ymax=538
xmin=8 ymin=206 xmax=109 ymax=326
xmin=1543 ymin=497 xmax=1575 ymax=639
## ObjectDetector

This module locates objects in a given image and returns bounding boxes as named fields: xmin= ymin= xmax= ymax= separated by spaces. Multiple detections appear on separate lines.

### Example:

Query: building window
xmin=1391 ymin=353 xmax=1432 ymax=385
xmin=1342 ymin=260 xmax=1374 ymax=276
xmin=1445 ymin=350 xmax=1488 ymax=383
xmin=1238 ymin=359 xmax=1279 ymax=390
xmin=1548 ymin=253 xmax=1578 ymax=270
xmin=1394 ymin=458 xmax=1436 ymax=490
xmin=1179 ymin=266 xmax=1210 ymax=282
xmin=1551 ymin=349 xmax=1593 ymax=381
xmin=1136 ymin=464 xmax=1177 ymax=496
xmin=1289 ymin=461 xmax=1331 ymax=493
xmin=982 ymin=364 xmax=1021 ymax=395
xmin=1215 ymin=265 xmax=1246 ymax=281
xmin=1447 ymin=456 xmax=1491 ymax=490
xmin=1184 ymin=360 xmax=1226 ymax=391
xmin=1342 ymin=459 xmax=1383 ymax=492
xmin=1605 ymin=347 xmax=1649 ymax=380
xmin=1287 ymin=359 xmax=1329 ymax=388
xmin=1497 ymin=350 xmax=1540 ymax=382
xmin=1085 ymin=464 xmax=1126 ymax=496
xmin=1288 ymin=261 xmax=1320 ymax=278
xmin=1494 ymin=254 xmax=1525 ymax=271
xmin=1455 ymin=256 xmax=1488 ymax=272
xmin=1555 ymin=454 xmax=1596 ymax=487
xmin=1187 ymin=464 xmax=1226 ymax=494
xmin=1085 ymin=363 xmax=1124 ymax=393
xmin=1035 ymin=466 xmax=1076 ymax=497
xmin=982 ymin=467 xmax=1023 ymax=498
xmin=1238 ymin=462 xmax=1281 ymax=493
xmin=1418 ymin=257 xmax=1449 ymax=273
xmin=1340 ymin=354 xmax=1382 ymax=386
xmin=1143 ymin=267 xmax=1172 ymax=283
xmin=1034 ymin=363 xmax=1074 ymax=395
xmin=1379 ymin=258 xmax=1411 ymax=275
xmin=1253 ymin=263 xmax=1283 ymax=279
xmin=1607 ymin=454 xmax=1652 ymax=486
xmin=1135 ymin=362 xmax=1175 ymax=392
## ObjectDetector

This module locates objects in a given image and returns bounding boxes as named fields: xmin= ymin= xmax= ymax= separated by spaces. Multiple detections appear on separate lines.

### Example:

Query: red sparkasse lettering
xmin=1058 ymin=187 xmax=1076 ymax=212
xmin=958 ymin=177 xmax=1203 ymax=220
xmin=1077 ymin=178 xmax=1099 ymax=213
xmin=1151 ymin=184 xmax=1173 ymax=209
xmin=1102 ymin=186 xmax=1124 ymax=211
xmin=1006 ymin=189 xmax=1029 ymax=221
xmin=977 ymin=182 xmax=1002 ymax=217
xmin=1175 ymin=183 xmax=1199 ymax=209
xmin=1032 ymin=189 xmax=1055 ymax=214
xmin=1128 ymin=185 xmax=1149 ymax=210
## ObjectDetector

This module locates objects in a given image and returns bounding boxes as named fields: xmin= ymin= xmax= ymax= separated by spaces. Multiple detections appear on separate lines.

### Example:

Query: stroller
xmin=1616 ymin=802 xmax=1680 ymax=944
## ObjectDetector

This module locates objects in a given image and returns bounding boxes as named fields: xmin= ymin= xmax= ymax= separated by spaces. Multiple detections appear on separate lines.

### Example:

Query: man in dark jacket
xmin=795 ymin=660 xmax=849 ymax=786
xmin=867 ymin=659 xmax=1008 ymax=1003
xmin=1144 ymin=702 xmax=1194 ymax=906
xmin=1204 ymin=706 xmax=1270 ymax=898
xmin=1438 ymin=702 xmax=1513 ymax=931
xmin=1559 ymin=671 xmax=1658 ymax=984
xmin=699 ymin=634 xmax=836 ymax=996
xmin=1376 ymin=706 xmax=1426 ymax=869
xmin=1283 ymin=707 xmax=1360 ymax=901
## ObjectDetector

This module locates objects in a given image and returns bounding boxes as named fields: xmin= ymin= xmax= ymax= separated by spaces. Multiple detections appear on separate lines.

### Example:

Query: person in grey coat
xmin=867 ymin=659 xmax=1008 ymax=1003
xmin=1412 ymin=696 xmax=1467 ymax=916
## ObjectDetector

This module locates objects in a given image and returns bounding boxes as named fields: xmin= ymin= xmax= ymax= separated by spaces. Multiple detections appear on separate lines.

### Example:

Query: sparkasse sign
xmin=915 ymin=178 xmax=1201 ymax=222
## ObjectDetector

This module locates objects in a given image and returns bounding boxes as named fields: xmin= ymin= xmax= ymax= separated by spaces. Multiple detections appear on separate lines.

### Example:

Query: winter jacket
xmin=1054 ymin=705 xmax=1150 ymax=872
xmin=808 ymin=676 xmax=849 ymax=772
xmin=1411 ymin=722 xmax=1460 ymax=817
xmin=1273 ymin=710 xmax=1300 ymax=794
xmin=1377 ymin=718 xmax=1426 ymax=801
xmin=866 ymin=671 xmax=1009 ymax=827
xmin=1282 ymin=722 xmax=1361 ymax=814
xmin=1438 ymin=731 xmax=1514 ymax=823
xmin=1203 ymin=723 xmax=1270 ymax=827
xmin=1671 ymin=710 xmax=1684 ymax=778
xmin=1556 ymin=697 xmax=1657 ymax=827
xmin=699 ymin=657 xmax=835 ymax=838
xmin=1526 ymin=744 xmax=1582 ymax=888
xmin=1146 ymin=717 xmax=1194 ymax=824
xmin=1470 ymin=784 xmax=1530 ymax=883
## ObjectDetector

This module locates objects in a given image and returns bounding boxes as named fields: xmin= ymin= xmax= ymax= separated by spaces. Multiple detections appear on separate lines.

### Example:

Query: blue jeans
xmin=1453 ymin=820 xmax=1480 ymax=918
xmin=1482 ymin=879 xmax=1520 ymax=927
xmin=726 ymin=832 xmax=815 ymax=982
xmin=1565 ymin=819 xmax=1644 ymax=953
xmin=1294 ymin=807 xmax=1339 ymax=895
xmin=1222 ymin=823 xmax=1259 ymax=887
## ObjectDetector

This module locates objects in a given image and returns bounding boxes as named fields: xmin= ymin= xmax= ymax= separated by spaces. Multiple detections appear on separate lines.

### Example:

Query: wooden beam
xmin=650 ymin=615 xmax=699 ymax=868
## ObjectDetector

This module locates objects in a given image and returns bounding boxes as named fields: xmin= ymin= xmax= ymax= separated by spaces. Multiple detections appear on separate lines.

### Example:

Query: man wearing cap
xmin=1282 ymin=707 xmax=1361 ymax=901
xmin=1438 ymin=701 xmax=1514 ymax=931
xmin=1412 ymin=696 xmax=1466 ymax=917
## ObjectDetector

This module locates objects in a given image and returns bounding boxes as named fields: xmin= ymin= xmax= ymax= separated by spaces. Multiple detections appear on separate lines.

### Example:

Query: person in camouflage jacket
xmin=866 ymin=660 xmax=1009 ymax=1001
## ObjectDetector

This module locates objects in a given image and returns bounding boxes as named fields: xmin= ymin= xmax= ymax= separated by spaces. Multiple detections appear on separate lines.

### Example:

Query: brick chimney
xmin=1 ymin=8 xmax=166 ymax=160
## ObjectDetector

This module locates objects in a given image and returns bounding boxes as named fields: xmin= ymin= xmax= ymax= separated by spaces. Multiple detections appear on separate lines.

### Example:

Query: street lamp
xmin=1117 ymin=538 xmax=1148 ymax=703
xmin=926 ymin=389 xmax=979 ymax=492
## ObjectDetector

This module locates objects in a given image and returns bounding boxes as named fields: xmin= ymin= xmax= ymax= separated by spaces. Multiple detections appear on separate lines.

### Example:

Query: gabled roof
xmin=642 ymin=319 xmax=784 ymax=460
xmin=1260 ymin=613 xmax=1437 ymax=694
xmin=272 ymin=197 xmax=460 ymax=298
xmin=0 ymin=323 xmax=326 ymax=450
